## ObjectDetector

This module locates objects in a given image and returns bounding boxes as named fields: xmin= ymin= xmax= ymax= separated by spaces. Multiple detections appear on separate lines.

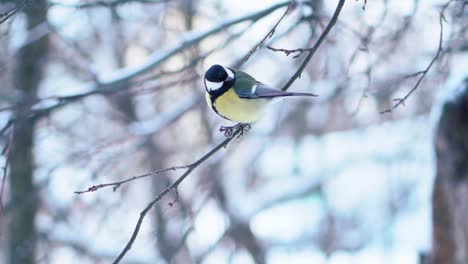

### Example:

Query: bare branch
xmin=112 ymin=128 xmax=242 ymax=264
xmin=239 ymin=0 xmax=296 ymax=66
xmin=99 ymin=1 xmax=292 ymax=89
xmin=1 ymin=1 xmax=292 ymax=120
xmin=266 ymin=46 xmax=311 ymax=58
xmin=281 ymin=0 xmax=346 ymax=91
xmin=73 ymin=2 xmax=347 ymax=262
xmin=380 ymin=1 xmax=452 ymax=114
xmin=38 ymin=229 xmax=153 ymax=263
xmin=0 ymin=0 xmax=29 ymax=24
xmin=0 ymin=124 xmax=14 ymax=214
xmin=358 ymin=0 xmax=368 ymax=10
xmin=0 ymin=119 xmax=13 ymax=137
xmin=75 ymin=166 xmax=190 ymax=194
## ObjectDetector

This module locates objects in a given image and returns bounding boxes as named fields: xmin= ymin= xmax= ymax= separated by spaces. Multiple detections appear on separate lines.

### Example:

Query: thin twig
xmin=0 ymin=123 xmax=14 ymax=214
xmin=0 ymin=120 xmax=13 ymax=137
xmin=281 ymin=0 xmax=346 ymax=91
xmin=351 ymin=67 xmax=372 ymax=116
xmin=0 ymin=0 xmax=29 ymax=24
xmin=380 ymin=1 xmax=451 ymax=114
xmin=266 ymin=46 xmax=311 ymax=58
xmin=239 ymin=0 xmax=296 ymax=66
xmin=1 ymin=1 xmax=292 ymax=120
xmin=357 ymin=0 xmax=368 ymax=10
xmin=74 ymin=165 xmax=190 ymax=194
xmin=0 ymin=28 xmax=245 ymax=115
xmin=109 ymin=2 xmax=347 ymax=262
xmin=168 ymin=188 xmax=179 ymax=207
xmin=77 ymin=2 xmax=346 ymax=263
xmin=112 ymin=128 xmax=241 ymax=264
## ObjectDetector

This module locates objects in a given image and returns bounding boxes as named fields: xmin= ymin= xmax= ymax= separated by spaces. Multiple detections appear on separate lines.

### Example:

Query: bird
xmin=203 ymin=64 xmax=318 ymax=137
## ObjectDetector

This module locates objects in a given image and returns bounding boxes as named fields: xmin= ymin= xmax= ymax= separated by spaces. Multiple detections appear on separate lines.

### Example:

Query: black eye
xmin=205 ymin=64 xmax=227 ymax=82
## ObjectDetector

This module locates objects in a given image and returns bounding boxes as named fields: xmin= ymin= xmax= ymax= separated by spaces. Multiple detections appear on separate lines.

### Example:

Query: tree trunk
xmin=433 ymin=77 xmax=468 ymax=264
xmin=8 ymin=1 xmax=48 ymax=263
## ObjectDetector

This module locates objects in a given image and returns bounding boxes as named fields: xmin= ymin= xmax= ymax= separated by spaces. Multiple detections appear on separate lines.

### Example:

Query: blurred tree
xmin=433 ymin=77 xmax=468 ymax=264
xmin=7 ymin=0 xmax=48 ymax=263
xmin=0 ymin=0 xmax=466 ymax=263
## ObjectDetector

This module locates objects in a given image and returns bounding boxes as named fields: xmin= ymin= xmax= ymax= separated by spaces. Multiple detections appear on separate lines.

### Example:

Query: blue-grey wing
xmin=238 ymin=83 xmax=317 ymax=99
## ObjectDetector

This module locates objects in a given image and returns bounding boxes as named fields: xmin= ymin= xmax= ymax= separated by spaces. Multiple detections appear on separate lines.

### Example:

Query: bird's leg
xmin=219 ymin=123 xmax=251 ymax=138
xmin=236 ymin=123 xmax=251 ymax=139
xmin=219 ymin=125 xmax=234 ymax=138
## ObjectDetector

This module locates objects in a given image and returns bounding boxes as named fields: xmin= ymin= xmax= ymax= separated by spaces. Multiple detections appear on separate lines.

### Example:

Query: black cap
xmin=205 ymin=64 xmax=227 ymax=82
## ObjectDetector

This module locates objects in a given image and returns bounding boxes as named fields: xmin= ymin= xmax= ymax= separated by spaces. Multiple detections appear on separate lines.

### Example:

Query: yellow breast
xmin=205 ymin=89 xmax=269 ymax=123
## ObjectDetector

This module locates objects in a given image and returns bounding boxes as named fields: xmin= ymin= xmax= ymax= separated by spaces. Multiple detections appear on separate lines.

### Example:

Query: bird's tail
xmin=284 ymin=92 xmax=318 ymax=97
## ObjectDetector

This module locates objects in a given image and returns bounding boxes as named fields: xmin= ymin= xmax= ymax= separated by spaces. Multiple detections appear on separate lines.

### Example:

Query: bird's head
xmin=204 ymin=64 xmax=235 ymax=95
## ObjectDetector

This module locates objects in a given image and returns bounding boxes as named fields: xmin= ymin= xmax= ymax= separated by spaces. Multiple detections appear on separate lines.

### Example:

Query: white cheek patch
xmin=224 ymin=67 xmax=235 ymax=79
xmin=205 ymin=80 xmax=223 ymax=91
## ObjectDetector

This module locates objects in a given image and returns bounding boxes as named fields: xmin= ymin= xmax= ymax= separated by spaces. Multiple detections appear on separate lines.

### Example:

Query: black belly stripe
xmin=207 ymin=79 xmax=235 ymax=121
xmin=210 ymin=95 xmax=232 ymax=121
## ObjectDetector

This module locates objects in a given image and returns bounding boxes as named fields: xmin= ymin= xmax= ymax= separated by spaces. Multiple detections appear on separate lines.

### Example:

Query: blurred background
xmin=0 ymin=0 xmax=467 ymax=263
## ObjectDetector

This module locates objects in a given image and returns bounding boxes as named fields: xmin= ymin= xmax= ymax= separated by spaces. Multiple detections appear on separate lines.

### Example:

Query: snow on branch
xmin=75 ymin=0 xmax=346 ymax=262
xmin=98 ymin=0 xmax=293 ymax=88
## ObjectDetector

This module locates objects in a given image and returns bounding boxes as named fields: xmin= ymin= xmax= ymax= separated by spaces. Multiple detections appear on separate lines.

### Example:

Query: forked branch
xmin=76 ymin=1 xmax=346 ymax=263
xmin=380 ymin=1 xmax=452 ymax=114
xmin=111 ymin=128 xmax=241 ymax=264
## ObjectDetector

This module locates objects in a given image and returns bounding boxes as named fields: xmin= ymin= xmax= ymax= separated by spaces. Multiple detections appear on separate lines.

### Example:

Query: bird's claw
xmin=219 ymin=123 xmax=251 ymax=139
xmin=219 ymin=126 xmax=234 ymax=138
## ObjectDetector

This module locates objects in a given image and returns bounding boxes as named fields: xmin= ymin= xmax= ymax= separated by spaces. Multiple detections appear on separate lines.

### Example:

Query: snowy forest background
xmin=0 ymin=0 xmax=467 ymax=263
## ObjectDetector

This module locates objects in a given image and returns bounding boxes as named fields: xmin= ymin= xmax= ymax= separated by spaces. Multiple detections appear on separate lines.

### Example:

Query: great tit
xmin=204 ymin=64 xmax=318 ymax=126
